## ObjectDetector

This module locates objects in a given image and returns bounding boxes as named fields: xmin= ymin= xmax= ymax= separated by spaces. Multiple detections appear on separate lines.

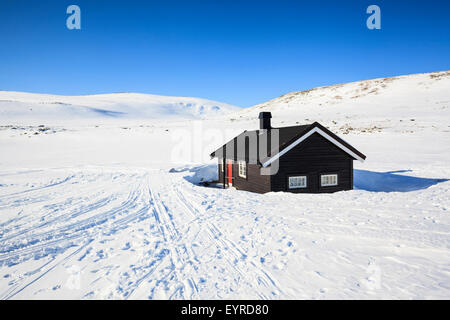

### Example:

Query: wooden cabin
xmin=210 ymin=112 xmax=366 ymax=194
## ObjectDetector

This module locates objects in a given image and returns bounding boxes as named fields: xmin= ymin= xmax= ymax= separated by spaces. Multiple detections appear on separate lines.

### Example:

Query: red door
xmin=227 ymin=161 xmax=233 ymax=185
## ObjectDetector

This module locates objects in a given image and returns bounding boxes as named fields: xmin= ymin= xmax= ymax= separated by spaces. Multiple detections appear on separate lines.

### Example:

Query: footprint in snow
xmin=122 ymin=242 xmax=131 ymax=250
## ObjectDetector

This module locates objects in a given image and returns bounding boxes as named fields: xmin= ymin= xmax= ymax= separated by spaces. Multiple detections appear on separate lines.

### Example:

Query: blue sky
xmin=0 ymin=0 xmax=449 ymax=107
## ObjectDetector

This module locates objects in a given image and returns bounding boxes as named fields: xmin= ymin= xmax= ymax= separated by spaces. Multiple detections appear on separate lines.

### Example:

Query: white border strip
xmin=262 ymin=127 xmax=365 ymax=167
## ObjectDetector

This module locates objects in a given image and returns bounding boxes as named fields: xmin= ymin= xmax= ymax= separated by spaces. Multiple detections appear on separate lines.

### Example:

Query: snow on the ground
xmin=0 ymin=71 xmax=449 ymax=299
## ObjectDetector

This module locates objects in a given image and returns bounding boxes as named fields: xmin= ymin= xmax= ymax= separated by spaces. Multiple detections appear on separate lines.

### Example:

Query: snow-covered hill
xmin=231 ymin=70 xmax=450 ymax=134
xmin=0 ymin=91 xmax=240 ymax=123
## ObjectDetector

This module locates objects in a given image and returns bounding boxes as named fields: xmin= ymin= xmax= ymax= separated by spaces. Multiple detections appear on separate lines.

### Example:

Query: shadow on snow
xmin=170 ymin=165 xmax=223 ymax=188
xmin=174 ymin=166 xmax=449 ymax=193
xmin=354 ymin=169 xmax=448 ymax=192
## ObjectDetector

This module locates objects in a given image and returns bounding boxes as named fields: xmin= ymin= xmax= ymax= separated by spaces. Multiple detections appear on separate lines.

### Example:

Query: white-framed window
xmin=219 ymin=158 xmax=224 ymax=172
xmin=321 ymin=174 xmax=338 ymax=187
xmin=288 ymin=176 xmax=307 ymax=189
xmin=238 ymin=160 xmax=247 ymax=178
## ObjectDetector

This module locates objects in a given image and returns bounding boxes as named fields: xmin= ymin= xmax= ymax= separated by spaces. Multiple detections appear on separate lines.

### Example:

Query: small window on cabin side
xmin=238 ymin=161 xmax=247 ymax=178
xmin=320 ymin=174 xmax=338 ymax=187
xmin=288 ymin=176 xmax=307 ymax=189
xmin=219 ymin=159 xmax=224 ymax=172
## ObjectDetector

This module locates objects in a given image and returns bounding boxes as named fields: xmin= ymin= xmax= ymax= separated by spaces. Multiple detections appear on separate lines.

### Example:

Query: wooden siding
xmin=233 ymin=163 xmax=271 ymax=194
xmin=270 ymin=132 xmax=353 ymax=193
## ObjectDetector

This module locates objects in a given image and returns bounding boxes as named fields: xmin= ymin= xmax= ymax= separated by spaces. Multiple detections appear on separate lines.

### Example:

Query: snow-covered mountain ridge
xmin=0 ymin=91 xmax=240 ymax=123
xmin=231 ymin=70 xmax=450 ymax=134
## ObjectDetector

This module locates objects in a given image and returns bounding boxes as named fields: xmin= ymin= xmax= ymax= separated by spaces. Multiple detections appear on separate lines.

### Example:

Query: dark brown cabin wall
xmin=270 ymin=133 xmax=353 ymax=193
xmin=233 ymin=163 xmax=271 ymax=194
xmin=271 ymin=161 xmax=351 ymax=193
